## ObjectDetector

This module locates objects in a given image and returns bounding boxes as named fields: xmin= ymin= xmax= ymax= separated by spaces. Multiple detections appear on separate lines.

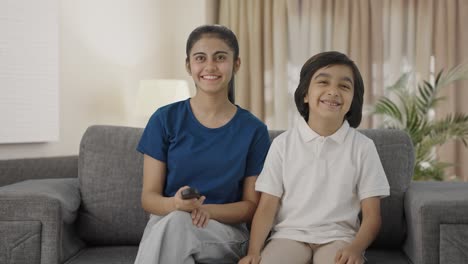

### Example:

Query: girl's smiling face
xmin=304 ymin=64 xmax=354 ymax=124
xmin=186 ymin=36 xmax=240 ymax=98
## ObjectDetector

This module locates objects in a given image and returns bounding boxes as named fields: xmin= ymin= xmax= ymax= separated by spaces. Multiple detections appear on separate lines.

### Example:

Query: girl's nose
xmin=205 ymin=60 xmax=217 ymax=71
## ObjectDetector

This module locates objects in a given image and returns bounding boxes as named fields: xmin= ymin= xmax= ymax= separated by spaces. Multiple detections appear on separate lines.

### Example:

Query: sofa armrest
xmin=403 ymin=181 xmax=468 ymax=264
xmin=0 ymin=178 xmax=83 ymax=264
xmin=0 ymin=156 xmax=78 ymax=187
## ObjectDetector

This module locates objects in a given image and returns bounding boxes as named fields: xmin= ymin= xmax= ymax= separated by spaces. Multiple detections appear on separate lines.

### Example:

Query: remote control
xmin=181 ymin=187 xmax=201 ymax=199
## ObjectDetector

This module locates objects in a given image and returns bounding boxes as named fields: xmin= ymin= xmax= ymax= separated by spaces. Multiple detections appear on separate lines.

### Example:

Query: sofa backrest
xmin=0 ymin=156 xmax=78 ymax=187
xmin=78 ymin=125 xmax=147 ymax=245
xmin=77 ymin=125 xmax=414 ymax=248
xmin=356 ymin=129 xmax=414 ymax=248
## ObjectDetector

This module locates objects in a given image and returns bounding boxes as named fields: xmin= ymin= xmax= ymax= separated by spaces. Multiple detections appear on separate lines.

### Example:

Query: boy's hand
xmin=191 ymin=207 xmax=210 ymax=228
xmin=174 ymin=186 xmax=206 ymax=212
xmin=238 ymin=254 xmax=261 ymax=264
xmin=335 ymin=245 xmax=364 ymax=264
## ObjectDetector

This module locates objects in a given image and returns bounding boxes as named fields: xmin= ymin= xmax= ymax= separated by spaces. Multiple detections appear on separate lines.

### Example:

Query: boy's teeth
xmin=323 ymin=100 xmax=339 ymax=106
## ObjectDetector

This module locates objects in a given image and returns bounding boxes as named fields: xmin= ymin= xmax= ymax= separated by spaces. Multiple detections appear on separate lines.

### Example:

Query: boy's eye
xmin=317 ymin=80 xmax=328 ymax=84
xmin=194 ymin=56 xmax=205 ymax=62
xmin=340 ymin=84 xmax=351 ymax=89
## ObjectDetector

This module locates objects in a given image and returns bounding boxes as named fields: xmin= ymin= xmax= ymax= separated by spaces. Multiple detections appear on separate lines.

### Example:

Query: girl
xmin=239 ymin=51 xmax=390 ymax=264
xmin=134 ymin=25 xmax=270 ymax=264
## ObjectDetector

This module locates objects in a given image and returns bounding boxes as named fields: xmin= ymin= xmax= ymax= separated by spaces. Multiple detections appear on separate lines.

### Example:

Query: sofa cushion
xmin=64 ymin=246 xmax=138 ymax=264
xmin=77 ymin=125 xmax=148 ymax=245
xmin=359 ymin=129 xmax=414 ymax=248
xmin=365 ymin=249 xmax=410 ymax=264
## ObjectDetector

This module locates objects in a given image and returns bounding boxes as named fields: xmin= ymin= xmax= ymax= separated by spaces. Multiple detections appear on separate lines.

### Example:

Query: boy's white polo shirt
xmin=255 ymin=119 xmax=390 ymax=244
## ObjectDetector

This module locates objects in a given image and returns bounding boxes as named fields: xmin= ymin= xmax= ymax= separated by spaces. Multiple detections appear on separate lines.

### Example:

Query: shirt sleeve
xmin=357 ymin=140 xmax=390 ymax=200
xmin=255 ymin=137 xmax=284 ymax=198
xmin=136 ymin=110 xmax=168 ymax=162
xmin=244 ymin=125 xmax=271 ymax=177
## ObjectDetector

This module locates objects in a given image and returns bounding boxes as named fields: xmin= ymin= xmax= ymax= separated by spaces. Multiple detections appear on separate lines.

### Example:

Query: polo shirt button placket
xmin=317 ymin=137 xmax=326 ymax=155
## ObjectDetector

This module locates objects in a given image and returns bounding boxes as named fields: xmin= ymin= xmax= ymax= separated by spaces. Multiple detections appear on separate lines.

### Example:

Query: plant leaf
xmin=369 ymin=63 xmax=468 ymax=181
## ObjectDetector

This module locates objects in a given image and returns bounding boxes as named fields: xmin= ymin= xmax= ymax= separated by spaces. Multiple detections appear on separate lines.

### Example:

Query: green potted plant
xmin=369 ymin=64 xmax=468 ymax=180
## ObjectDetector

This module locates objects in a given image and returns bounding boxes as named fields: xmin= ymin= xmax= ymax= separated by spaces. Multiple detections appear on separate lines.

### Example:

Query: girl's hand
xmin=335 ymin=245 xmax=365 ymax=264
xmin=173 ymin=186 xmax=206 ymax=212
xmin=191 ymin=207 xmax=211 ymax=228
xmin=238 ymin=254 xmax=261 ymax=264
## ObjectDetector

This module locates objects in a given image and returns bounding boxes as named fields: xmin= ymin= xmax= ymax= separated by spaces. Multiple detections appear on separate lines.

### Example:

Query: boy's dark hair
xmin=186 ymin=24 xmax=239 ymax=103
xmin=294 ymin=51 xmax=364 ymax=128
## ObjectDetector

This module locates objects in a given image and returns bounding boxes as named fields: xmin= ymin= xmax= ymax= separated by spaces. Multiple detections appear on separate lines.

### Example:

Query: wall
xmin=0 ymin=0 xmax=213 ymax=159
xmin=0 ymin=0 xmax=60 ymax=144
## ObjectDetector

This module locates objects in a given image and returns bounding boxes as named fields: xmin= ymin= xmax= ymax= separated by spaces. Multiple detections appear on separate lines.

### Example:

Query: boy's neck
xmin=307 ymin=117 xmax=343 ymax=137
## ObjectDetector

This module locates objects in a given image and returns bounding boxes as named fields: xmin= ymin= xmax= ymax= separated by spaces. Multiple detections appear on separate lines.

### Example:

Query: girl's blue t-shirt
xmin=137 ymin=99 xmax=271 ymax=204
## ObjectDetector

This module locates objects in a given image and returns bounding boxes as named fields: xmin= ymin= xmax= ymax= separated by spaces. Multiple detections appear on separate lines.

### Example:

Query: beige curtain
xmin=218 ymin=0 xmax=289 ymax=129
xmin=433 ymin=0 xmax=468 ymax=181
xmin=216 ymin=0 xmax=468 ymax=180
xmin=286 ymin=0 xmax=376 ymax=128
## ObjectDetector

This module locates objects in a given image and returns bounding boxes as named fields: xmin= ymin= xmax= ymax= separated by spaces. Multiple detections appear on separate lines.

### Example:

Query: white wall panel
xmin=0 ymin=0 xmax=59 ymax=143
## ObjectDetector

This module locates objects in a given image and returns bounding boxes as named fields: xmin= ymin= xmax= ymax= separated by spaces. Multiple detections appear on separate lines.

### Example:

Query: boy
xmin=239 ymin=51 xmax=389 ymax=264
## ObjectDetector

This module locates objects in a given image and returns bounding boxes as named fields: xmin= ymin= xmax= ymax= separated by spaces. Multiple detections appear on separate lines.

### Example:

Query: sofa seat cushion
xmin=365 ymin=249 xmax=410 ymax=264
xmin=64 ymin=246 xmax=138 ymax=264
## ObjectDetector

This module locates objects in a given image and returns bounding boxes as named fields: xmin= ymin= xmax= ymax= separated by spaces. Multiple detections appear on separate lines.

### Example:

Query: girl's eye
xmin=341 ymin=85 xmax=351 ymax=89
xmin=195 ymin=56 xmax=205 ymax=62
xmin=318 ymin=80 xmax=328 ymax=84
xmin=216 ymin=55 xmax=226 ymax=61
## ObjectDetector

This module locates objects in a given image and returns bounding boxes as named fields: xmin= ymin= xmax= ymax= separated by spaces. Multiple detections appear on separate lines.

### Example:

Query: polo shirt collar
xmin=297 ymin=118 xmax=350 ymax=144
xmin=297 ymin=118 xmax=320 ymax=142
xmin=330 ymin=121 xmax=350 ymax=144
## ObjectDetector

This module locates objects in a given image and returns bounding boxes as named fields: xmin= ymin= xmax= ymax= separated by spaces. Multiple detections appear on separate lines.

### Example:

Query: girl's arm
xmin=239 ymin=192 xmax=280 ymax=263
xmin=141 ymin=154 xmax=204 ymax=215
xmin=335 ymin=197 xmax=382 ymax=263
xmin=199 ymin=175 xmax=260 ymax=224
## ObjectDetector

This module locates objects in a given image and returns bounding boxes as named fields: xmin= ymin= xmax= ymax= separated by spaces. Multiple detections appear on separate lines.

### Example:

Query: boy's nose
xmin=327 ymin=86 xmax=339 ymax=96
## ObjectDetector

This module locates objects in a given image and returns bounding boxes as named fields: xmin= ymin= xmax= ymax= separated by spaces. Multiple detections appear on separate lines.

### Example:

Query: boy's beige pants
xmin=260 ymin=238 xmax=364 ymax=264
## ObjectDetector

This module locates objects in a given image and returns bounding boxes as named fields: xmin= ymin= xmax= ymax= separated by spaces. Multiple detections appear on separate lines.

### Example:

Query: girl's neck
xmin=190 ymin=93 xmax=233 ymax=114
xmin=307 ymin=117 xmax=343 ymax=137
xmin=189 ymin=94 xmax=237 ymax=129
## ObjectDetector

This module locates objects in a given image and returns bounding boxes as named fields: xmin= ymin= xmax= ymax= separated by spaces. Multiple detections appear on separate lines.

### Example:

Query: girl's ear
xmin=233 ymin=58 xmax=241 ymax=74
xmin=185 ymin=60 xmax=191 ymax=75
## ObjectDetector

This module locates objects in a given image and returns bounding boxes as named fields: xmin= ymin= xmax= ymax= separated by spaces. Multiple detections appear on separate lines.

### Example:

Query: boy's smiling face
xmin=304 ymin=64 xmax=354 ymax=125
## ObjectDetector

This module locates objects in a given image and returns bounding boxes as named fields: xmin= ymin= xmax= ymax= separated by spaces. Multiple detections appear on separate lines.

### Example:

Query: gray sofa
xmin=1 ymin=125 xmax=467 ymax=264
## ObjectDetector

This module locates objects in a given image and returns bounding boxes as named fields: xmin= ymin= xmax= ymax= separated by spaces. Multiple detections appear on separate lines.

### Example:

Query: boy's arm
xmin=336 ymin=196 xmax=382 ymax=264
xmin=241 ymin=192 xmax=280 ymax=261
